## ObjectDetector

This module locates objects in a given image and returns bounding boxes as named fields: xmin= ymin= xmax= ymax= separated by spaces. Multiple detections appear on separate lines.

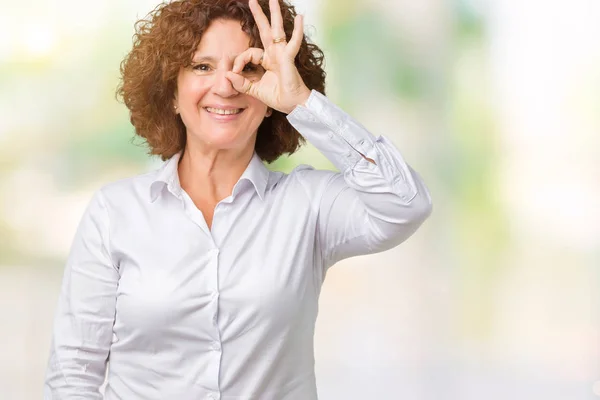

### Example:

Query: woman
xmin=44 ymin=0 xmax=432 ymax=398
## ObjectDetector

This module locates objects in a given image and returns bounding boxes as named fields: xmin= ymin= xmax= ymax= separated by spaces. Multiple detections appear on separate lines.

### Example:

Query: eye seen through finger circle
xmin=242 ymin=63 xmax=264 ymax=75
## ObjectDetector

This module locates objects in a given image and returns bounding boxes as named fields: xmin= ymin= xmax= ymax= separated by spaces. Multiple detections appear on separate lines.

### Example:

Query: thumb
xmin=226 ymin=71 xmax=254 ymax=96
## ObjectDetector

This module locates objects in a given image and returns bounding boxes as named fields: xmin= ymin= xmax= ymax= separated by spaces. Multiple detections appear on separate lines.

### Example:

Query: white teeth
xmin=205 ymin=107 xmax=242 ymax=115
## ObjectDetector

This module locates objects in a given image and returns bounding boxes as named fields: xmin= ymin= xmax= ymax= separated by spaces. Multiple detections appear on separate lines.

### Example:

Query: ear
xmin=265 ymin=107 xmax=273 ymax=117
xmin=173 ymin=92 xmax=179 ymax=114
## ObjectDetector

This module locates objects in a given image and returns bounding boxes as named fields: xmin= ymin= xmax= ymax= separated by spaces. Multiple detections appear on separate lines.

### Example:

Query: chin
xmin=183 ymin=111 xmax=260 ymax=151
xmin=191 ymin=129 xmax=251 ymax=151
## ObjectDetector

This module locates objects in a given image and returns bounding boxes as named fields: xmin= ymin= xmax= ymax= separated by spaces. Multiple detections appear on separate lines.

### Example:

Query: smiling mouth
xmin=204 ymin=107 xmax=244 ymax=115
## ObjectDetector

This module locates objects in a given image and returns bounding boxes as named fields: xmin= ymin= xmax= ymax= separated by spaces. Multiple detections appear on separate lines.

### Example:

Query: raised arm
xmin=44 ymin=190 xmax=119 ymax=399
xmin=222 ymin=0 xmax=432 ymax=275
xmin=287 ymin=90 xmax=433 ymax=272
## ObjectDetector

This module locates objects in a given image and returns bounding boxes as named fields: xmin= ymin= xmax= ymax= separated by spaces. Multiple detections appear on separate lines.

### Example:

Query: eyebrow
xmin=192 ymin=55 xmax=218 ymax=64
xmin=192 ymin=54 xmax=239 ymax=64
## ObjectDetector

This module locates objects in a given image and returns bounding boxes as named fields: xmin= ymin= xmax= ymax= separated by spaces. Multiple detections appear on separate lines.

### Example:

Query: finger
xmin=286 ymin=14 xmax=303 ymax=58
xmin=249 ymin=0 xmax=272 ymax=46
xmin=226 ymin=71 xmax=257 ymax=97
xmin=269 ymin=0 xmax=285 ymax=39
xmin=232 ymin=48 xmax=264 ymax=73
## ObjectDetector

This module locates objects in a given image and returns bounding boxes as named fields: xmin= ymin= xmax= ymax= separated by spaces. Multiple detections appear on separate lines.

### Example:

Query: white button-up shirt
xmin=44 ymin=90 xmax=432 ymax=400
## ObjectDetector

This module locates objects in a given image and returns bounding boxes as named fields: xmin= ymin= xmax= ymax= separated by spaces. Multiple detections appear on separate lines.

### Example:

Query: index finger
xmin=249 ymin=0 xmax=272 ymax=47
xmin=232 ymin=48 xmax=264 ymax=74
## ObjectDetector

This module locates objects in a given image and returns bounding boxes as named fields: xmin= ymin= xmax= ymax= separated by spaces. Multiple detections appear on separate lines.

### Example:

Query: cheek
xmin=247 ymin=98 xmax=268 ymax=117
xmin=178 ymin=76 xmax=210 ymax=104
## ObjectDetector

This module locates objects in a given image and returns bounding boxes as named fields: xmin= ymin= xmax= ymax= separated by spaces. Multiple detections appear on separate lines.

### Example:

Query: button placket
xmin=208 ymin=246 xmax=222 ymax=396
xmin=209 ymin=248 xmax=221 ymax=326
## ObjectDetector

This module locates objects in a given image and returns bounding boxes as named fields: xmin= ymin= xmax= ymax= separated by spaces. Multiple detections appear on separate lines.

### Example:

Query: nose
xmin=212 ymin=69 xmax=238 ymax=98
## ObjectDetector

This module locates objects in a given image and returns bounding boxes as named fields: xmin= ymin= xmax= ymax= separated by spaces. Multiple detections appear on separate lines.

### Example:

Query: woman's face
xmin=175 ymin=18 xmax=269 ymax=152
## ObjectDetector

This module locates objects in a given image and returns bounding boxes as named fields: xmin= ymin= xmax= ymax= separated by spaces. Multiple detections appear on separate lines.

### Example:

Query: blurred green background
xmin=1 ymin=0 xmax=599 ymax=399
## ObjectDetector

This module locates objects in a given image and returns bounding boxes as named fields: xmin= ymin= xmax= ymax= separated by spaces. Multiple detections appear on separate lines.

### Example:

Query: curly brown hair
xmin=116 ymin=0 xmax=326 ymax=162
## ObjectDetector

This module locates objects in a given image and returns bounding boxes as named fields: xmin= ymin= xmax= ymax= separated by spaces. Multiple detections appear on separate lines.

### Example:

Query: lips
xmin=202 ymin=106 xmax=246 ymax=121
xmin=204 ymin=107 xmax=244 ymax=115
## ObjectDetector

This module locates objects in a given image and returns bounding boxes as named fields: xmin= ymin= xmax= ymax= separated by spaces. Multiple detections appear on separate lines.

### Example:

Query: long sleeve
xmin=44 ymin=189 xmax=119 ymax=399
xmin=286 ymin=90 xmax=433 ymax=271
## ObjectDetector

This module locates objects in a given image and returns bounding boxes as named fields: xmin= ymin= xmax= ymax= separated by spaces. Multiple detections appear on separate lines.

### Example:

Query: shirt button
xmin=211 ymin=341 xmax=221 ymax=351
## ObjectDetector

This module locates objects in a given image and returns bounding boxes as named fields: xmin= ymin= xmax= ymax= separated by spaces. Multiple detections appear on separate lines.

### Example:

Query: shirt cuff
xmin=286 ymin=90 xmax=377 ymax=172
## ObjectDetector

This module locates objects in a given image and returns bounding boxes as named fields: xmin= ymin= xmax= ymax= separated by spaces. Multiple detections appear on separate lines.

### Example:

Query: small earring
xmin=174 ymin=105 xmax=178 ymax=113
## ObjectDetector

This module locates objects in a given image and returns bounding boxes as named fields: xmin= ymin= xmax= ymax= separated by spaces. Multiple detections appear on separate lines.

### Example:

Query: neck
xmin=178 ymin=142 xmax=255 ymax=204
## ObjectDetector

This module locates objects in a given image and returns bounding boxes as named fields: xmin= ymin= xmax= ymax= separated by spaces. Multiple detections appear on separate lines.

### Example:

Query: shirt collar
xmin=149 ymin=151 xmax=270 ymax=203
xmin=149 ymin=151 xmax=183 ymax=202
xmin=235 ymin=151 xmax=270 ymax=201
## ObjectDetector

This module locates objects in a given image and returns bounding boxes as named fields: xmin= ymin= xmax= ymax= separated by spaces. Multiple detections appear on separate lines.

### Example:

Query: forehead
xmin=193 ymin=19 xmax=253 ymax=60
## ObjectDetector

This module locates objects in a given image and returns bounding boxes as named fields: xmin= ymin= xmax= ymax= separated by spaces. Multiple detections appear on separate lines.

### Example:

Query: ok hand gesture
xmin=226 ymin=0 xmax=311 ymax=115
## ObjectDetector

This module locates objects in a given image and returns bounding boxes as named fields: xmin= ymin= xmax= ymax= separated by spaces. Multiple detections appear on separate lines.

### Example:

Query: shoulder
xmin=290 ymin=163 xmax=341 ymax=183
xmin=284 ymin=164 xmax=343 ymax=199
xmin=69 ymin=168 xmax=158 ymax=230
xmin=94 ymin=168 xmax=159 ymax=209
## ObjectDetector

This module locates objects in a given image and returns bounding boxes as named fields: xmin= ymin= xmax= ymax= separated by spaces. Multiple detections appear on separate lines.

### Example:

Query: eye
xmin=242 ymin=63 xmax=260 ymax=73
xmin=192 ymin=63 xmax=211 ymax=72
